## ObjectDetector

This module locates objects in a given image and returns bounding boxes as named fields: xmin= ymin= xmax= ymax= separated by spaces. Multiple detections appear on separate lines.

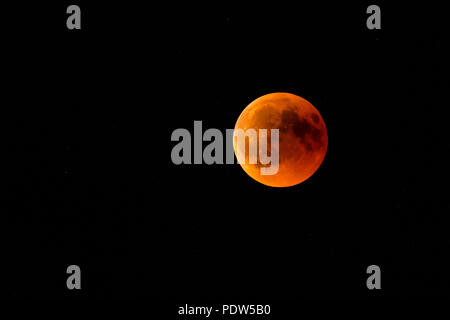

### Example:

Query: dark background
xmin=1 ymin=1 xmax=448 ymax=301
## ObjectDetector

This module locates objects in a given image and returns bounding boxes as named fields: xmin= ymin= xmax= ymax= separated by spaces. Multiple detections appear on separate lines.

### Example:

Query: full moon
xmin=233 ymin=92 xmax=328 ymax=187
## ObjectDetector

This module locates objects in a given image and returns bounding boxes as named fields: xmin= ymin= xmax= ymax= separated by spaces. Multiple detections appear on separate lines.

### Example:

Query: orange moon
xmin=233 ymin=92 xmax=328 ymax=187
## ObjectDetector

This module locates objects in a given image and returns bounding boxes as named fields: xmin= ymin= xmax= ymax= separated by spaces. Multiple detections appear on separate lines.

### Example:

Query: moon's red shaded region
xmin=233 ymin=92 xmax=328 ymax=187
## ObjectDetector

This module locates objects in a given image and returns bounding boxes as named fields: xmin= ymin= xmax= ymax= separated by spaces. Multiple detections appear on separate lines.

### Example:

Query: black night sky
xmin=1 ymin=1 xmax=448 ymax=305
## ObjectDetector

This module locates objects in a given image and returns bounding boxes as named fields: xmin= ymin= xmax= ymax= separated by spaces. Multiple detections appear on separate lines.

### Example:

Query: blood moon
xmin=233 ymin=92 xmax=328 ymax=187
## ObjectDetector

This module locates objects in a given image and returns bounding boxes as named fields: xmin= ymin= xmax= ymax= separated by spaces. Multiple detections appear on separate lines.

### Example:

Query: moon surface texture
xmin=233 ymin=92 xmax=328 ymax=187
